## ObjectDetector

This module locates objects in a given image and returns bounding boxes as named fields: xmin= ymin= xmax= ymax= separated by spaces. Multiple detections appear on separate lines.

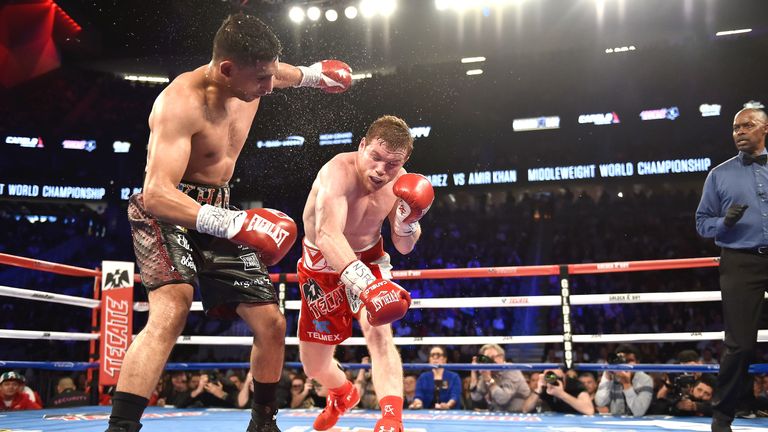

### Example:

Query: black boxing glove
xmin=723 ymin=204 xmax=748 ymax=228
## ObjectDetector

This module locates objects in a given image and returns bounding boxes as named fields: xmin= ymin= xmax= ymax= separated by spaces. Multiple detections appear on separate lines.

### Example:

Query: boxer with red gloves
xmin=108 ymin=13 xmax=350 ymax=432
xmin=297 ymin=115 xmax=434 ymax=432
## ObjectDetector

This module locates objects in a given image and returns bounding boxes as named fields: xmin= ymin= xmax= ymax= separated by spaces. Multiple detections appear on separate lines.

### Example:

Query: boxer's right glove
xmin=196 ymin=205 xmax=297 ymax=266
xmin=297 ymin=60 xmax=352 ymax=93
xmin=341 ymin=260 xmax=411 ymax=326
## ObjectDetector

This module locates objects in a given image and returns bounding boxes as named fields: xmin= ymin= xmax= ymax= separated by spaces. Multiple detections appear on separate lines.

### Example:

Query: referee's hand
xmin=724 ymin=204 xmax=748 ymax=227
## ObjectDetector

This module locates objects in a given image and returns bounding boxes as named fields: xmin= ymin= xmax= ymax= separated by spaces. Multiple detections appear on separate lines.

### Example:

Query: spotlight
xmin=307 ymin=6 xmax=321 ymax=21
xmin=345 ymin=5 xmax=358 ymax=19
xmin=325 ymin=9 xmax=338 ymax=22
xmin=360 ymin=0 xmax=377 ymax=18
xmin=466 ymin=69 xmax=483 ymax=76
xmin=379 ymin=0 xmax=397 ymax=17
xmin=289 ymin=6 xmax=305 ymax=23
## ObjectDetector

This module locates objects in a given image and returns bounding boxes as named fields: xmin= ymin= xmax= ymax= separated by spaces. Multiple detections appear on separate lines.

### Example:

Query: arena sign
xmin=422 ymin=156 xmax=712 ymax=187
xmin=0 ymin=183 xmax=106 ymax=200
xmin=5 ymin=135 xmax=44 ymax=148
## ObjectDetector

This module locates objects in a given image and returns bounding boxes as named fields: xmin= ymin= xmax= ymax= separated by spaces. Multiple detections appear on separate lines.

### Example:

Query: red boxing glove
xmin=297 ymin=60 xmax=352 ymax=93
xmin=359 ymin=279 xmax=411 ymax=326
xmin=232 ymin=208 xmax=297 ymax=266
xmin=392 ymin=173 xmax=434 ymax=236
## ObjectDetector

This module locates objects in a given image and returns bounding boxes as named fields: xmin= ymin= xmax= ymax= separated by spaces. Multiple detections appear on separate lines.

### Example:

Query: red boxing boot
xmin=374 ymin=396 xmax=404 ymax=432
xmin=313 ymin=381 xmax=360 ymax=431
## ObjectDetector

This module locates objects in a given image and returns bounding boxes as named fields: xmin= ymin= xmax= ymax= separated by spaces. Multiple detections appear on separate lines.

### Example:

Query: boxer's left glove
xmin=392 ymin=173 xmax=435 ymax=237
xmin=196 ymin=205 xmax=297 ymax=265
xmin=297 ymin=60 xmax=352 ymax=93
xmin=341 ymin=260 xmax=411 ymax=326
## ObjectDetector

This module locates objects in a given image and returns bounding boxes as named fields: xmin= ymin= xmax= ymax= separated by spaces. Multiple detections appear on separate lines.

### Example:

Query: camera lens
xmin=544 ymin=371 xmax=559 ymax=385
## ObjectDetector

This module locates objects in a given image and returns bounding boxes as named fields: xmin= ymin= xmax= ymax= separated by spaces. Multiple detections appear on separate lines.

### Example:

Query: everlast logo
xmin=246 ymin=215 xmax=290 ymax=247
xmin=372 ymin=290 xmax=399 ymax=312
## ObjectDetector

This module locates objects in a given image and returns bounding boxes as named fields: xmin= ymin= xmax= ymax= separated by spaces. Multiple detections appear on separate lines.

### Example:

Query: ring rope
xmin=0 ymin=252 xmax=721 ymax=283
xmin=5 ymin=329 xmax=768 ymax=345
xmin=0 ymin=285 xmax=101 ymax=308
xmin=0 ymin=329 xmax=98 ymax=341
xmin=3 ymin=360 xmax=768 ymax=375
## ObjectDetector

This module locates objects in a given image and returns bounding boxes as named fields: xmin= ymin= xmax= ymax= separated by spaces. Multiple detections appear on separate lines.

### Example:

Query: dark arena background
xmin=1 ymin=0 xmax=768 ymax=431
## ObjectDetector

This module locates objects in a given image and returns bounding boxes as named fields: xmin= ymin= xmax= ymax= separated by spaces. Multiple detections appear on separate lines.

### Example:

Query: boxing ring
xmin=2 ymin=252 xmax=768 ymax=431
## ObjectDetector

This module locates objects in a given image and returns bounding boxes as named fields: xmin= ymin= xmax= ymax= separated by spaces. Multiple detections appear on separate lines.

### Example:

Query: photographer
xmin=410 ymin=346 xmax=461 ymax=410
xmin=181 ymin=371 xmax=238 ymax=408
xmin=470 ymin=344 xmax=530 ymax=412
xmin=670 ymin=376 xmax=715 ymax=417
xmin=595 ymin=344 xmax=653 ymax=416
xmin=522 ymin=369 xmax=594 ymax=415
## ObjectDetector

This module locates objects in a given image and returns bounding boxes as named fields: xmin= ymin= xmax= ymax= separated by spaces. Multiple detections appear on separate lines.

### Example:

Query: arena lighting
xmin=344 ymin=6 xmax=358 ymax=19
xmin=306 ymin=6 xmax=321 ymax=21
xmin=123 ymin=75 xmax=169 ymax=83
xmin=435 ymin=0 xmax=521 ymax=12
xmin=325 ymin=9 xmax=338 ymax=22
xmin=378 ymin=0 xmax=397 ymax=17
xmin=466 ymin=69 xmax=483 ymax=76
xmin=461 ymin=56 xmax=486 ymax=63
xmin=288 ymin=6 xmax=305 ymax=23
xmin=605 ymin=45 xmax=636 ymax=54
xmin=715 ymin=28 xmax=752 ymax=36
xmin=359 ymin=0 xmax=378 ymax=18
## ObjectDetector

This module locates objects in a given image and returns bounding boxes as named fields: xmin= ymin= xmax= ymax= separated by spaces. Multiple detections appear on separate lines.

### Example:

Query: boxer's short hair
xmin=365 ymin=115 xmax=413 ymax=158
xmin=213 ymin=12 xmax=282 ymax=65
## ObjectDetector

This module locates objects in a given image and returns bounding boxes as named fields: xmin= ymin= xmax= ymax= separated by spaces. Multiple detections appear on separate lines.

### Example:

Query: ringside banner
xmin=99 ymin=261 xmax=134 ymax=386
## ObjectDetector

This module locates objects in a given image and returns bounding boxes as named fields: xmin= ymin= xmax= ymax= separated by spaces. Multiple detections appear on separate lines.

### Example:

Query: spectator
xmin=289 ymin=374 xmax=314 ymax=409
xmin=182 ymin=371 xmax=238 ymax=408
xmin=595 ymin=344 xmax=653 ymax=416
xmin=157 ymin=371 xmax=191 ymax=407
xmin=354 ymin=357 xmax=379 ymax=410
xmin=670 ymin=375 xmax=716 ymax=417
xmin=403 ymin=374 xmax=417 ymax=408
xmin=410 ymin=346 xmax=461 ymax=410
xmin=578 ymin=372 xmax=604 ymax=413
xmin=0 ymin=372 xmax=41 ymax=411
xmin=49 ymin=376 xmax=89 ymax=408
xmin=227 ymin=371 xmax=246 ymax=392
xmin=469 ymin=344 xmax=530 ymax=412
xmin=522 ymin=368 xmax=594 ymax=415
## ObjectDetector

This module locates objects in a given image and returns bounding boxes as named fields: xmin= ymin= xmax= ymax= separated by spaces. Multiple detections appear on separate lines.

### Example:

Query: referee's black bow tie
xmin=743 ymin=154 xmax=768 ymax=166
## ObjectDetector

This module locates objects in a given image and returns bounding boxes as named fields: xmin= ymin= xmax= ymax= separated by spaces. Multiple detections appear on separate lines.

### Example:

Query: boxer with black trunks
xmin=105 ymin=13 xmax=351 ymax=432
xmin=298 ymin=115 xmax=435 ymax=432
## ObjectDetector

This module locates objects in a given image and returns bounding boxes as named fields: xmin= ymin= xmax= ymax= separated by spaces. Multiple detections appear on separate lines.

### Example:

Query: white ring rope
xmin=0 ymin=285 xmax=100 ymax=308
xmin=5 ymin=330 xmax=768 ymax=346
xmin=3 ymin=284 xmax=757 ymax=314
xmin=4 ymin=284 xmax=768 ymax=346
xmin=0 ymin=329 xmax=98 ymax=341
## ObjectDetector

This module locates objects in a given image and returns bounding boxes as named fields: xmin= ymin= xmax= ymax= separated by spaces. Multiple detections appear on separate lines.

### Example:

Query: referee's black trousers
xmin=713 ymin=248 xmax=768 ymax=418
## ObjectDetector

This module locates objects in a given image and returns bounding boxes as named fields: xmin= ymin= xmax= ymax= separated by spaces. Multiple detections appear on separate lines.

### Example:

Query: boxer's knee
xmin=261 ymin=309 xmax=286 ymax=347
xmin=363 ymin=323 xmax=394 ymax=354
xmin=145 ymin=283 xmax=193 ymax=342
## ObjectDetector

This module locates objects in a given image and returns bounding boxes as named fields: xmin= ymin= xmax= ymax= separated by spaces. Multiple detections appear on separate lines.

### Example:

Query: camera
xmin=207 ymin=373 xmax=220 ymax=385
xmin=668 ymin=373 xmax=696 ymax=401
xmin=543 ymin=370 xmax=560 ymax=386
xmin=607 ymin=352 xmax=627 ymax=365
xmin=476 ymin=354 xmax=495 ymax=364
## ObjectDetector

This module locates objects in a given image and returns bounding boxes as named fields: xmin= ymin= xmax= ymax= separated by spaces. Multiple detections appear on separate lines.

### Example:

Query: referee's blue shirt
xmin=696 ymin=150 xmax=768 ymax=248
